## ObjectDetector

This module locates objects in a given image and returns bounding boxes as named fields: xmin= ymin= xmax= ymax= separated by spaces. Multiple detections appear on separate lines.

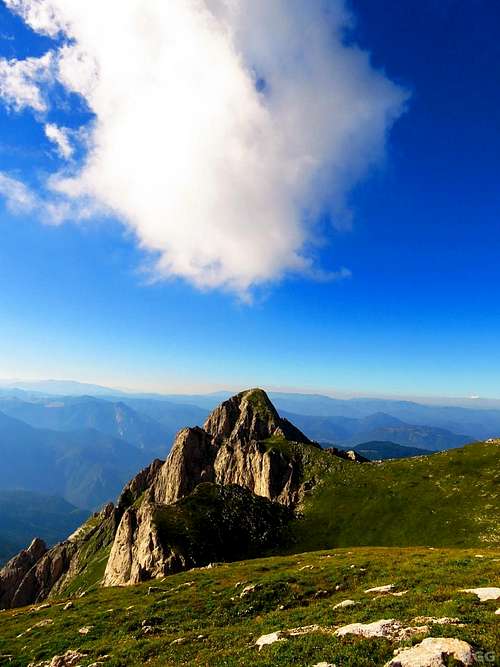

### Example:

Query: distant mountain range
xmin=281 ymin=410 xmax=471 ymax=451
xmin=0 ymin=490 xmax=89 ymax=564
xmin=1 ymin=380 xmax=499 ymax=520
xmin=0 ymin=410 xmax=148 ymax=509
xmin=339 ymin=440 xmax=433 ymax=460
xmin=0 ymin=395 xmax=174 ymax=457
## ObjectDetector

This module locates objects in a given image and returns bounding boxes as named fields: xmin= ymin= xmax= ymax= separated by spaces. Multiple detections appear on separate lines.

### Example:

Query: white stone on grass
xmin=385 ymin=637 xmax=475 ymax=666
xmin=333 ymin=599 xmax=356 ymax=610
xmin=364 ymin=584 xmax=395 ymax=593
xmin=460 ymin=587 xmax=500 ymax=601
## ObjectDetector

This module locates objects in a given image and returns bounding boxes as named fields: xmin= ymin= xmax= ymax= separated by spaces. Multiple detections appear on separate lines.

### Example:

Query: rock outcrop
xmin=0 ymin=537 xmax=47 ymax=609
xmin=0 ymin=502 xmax=118 ymax=608
xmin=152 ymin=388 xmax=315 ymax=508
xmin=103 ymin=483 xmax=293 ymax=586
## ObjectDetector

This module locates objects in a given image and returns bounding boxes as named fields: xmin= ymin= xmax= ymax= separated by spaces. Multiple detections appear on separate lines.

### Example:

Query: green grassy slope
xmin=0 ymin=547 xmax=498 ymax=666
xmin=291 ymin=441 xmax=499 ymax=552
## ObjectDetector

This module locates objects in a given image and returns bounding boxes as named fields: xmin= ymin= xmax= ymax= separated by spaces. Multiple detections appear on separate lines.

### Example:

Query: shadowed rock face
xmin=104 ymin=483 xmax=293 ymax=586
xmin=1 ymin=389 xmax=324 ymax=601
xmin=0 ymin=537 xmax=47 ymax=609
xmin=0 ymin=503 xmax=118 ymax=609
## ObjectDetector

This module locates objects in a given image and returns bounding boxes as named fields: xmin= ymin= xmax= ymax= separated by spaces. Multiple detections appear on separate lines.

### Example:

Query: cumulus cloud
xmin=44 ymin=123 xmax=73 ymax=158
xmin=1 ymin=0 xmax=408 ymax=294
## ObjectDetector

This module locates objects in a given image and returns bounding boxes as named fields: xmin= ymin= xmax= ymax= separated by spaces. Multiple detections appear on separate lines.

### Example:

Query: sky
xmin=0 ymin=0 xmax=499 ymax=398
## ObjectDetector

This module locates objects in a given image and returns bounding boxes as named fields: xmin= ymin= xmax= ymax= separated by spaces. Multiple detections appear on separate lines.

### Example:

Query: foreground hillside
xmin=0 ymin=547 xmax=498 ymax=666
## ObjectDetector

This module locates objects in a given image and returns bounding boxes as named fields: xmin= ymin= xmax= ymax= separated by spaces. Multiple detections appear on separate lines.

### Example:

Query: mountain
xmin=106 ymin=396 xmax=209 ymax=438
xmin=0 ymin=491 xmax=89 ymax=564
xmin=0 ymin=379 xmax=126 ymax=397
xmin=0 ymin=410 xmax=148 ymax=509
xmin=1 ymin=388 xmax=498 ymax=612
xmin=0 ymin=396 xmax=173 ymax=457
xmin=281 ymin=410 xmax=471 ymax=451
xmin=339 ymin=440 xmax=433 ymax=460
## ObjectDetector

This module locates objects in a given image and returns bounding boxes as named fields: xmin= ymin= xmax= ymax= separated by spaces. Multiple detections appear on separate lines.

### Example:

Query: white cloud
xmin=0 ymin=172 xmax=37 ymax=212
xmin=44 ymin=123 xmax=73 ymax=158
xmin=0 ymin=51 xmax=53 ymax=112
xmin=1 ymin=0 xmax=408 ymax=295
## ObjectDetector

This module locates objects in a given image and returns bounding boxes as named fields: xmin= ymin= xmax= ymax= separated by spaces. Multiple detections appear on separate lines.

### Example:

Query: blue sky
xmin=0 ymin=0 xmax=499 ymax=398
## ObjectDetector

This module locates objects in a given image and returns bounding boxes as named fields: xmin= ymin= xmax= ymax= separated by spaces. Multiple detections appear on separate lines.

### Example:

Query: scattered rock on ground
xmin=256 ymin=630 xmax=284 ymax=650
xmin=365 ymin=584 xmax=395 ymax=593
xmin=28 ymin=651 xmax=88 ymax=667
xmin=460 ymin=587 xmax=500 ymax=601
xmin=240 ymin=584 xmax=260 ymax=597
xmin=412 ymin=616 xmax=461 ymax=626
xmin=333 ymin=599 xmax=356 ymax=610
xmin=256 ymin=625 xmax=326 ymax=650
xmin=78 ymin=626 xmax=93 ymax=635
xmin=385 ymin=637 xmax=475 ymax=666
xmin=335 ymin=619 xmax=429 ymax=641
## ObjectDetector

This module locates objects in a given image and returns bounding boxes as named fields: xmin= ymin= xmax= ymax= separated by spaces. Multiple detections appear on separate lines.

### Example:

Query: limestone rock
xmin=335 ymin=619 xmax=401 ymax=639
xmin=152 ymin=427 xmax=217 ymax=505
xmin=365 ymin=584 xmax=395 ymax=593
xmin=117 ymin=459 xmax=164 ymax=511
xmin=203 ymin=388 xmax=310 ymax=445
xmin=385 ymin=637 xmax=475 ymax=666
xmin=104 ymin=483 xmax=292 ymax=587
xmin=151 ymin=389 xmax=315 ymax=508
xmin=103 ymin=499 xmax=188 ymax=586
xmin=255 ymin=625 xmax=327 ymax=650
xmin=335 ymin=619 xmax=428 ymax=641
xmin=0 ymin=538 xmax=46 ymax=609
xmin=460 ymin=587 xmax=500 ymax=601
xmin=333 ymin=599 xmax=356 ymax=609
xmin=0 ymin=502 xmax=118 ymax=609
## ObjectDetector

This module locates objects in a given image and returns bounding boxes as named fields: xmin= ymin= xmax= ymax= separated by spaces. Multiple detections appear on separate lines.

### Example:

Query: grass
xmin=0 ymin=546 xmax=498 ymax=666
xmin=290 ymin=441 xmax=500 ymax=552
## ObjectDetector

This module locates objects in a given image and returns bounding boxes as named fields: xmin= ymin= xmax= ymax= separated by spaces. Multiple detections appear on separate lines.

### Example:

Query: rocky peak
xmin=203 ymin=388 xmax=310 ymax=444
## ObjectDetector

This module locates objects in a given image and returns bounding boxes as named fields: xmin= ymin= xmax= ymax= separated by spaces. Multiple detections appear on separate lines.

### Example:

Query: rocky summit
xmin=0 ymin=389 xmax=322 ymax=606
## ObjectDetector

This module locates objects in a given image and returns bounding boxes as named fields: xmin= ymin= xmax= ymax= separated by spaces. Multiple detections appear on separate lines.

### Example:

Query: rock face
xmin=0 ymin=502 xmax=118 ymax=609
xmin=152 ymin=388 xmax=314 ymax=508
xmin=0 ymin=537 xmax=47 ymax=609
xmin=104 ymin=483 xmax=293 ymax=586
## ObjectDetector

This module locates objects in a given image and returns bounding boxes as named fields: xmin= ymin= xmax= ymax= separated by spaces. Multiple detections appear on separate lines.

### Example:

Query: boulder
xmin=385 ymin=637 xmax=475 ymax=666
